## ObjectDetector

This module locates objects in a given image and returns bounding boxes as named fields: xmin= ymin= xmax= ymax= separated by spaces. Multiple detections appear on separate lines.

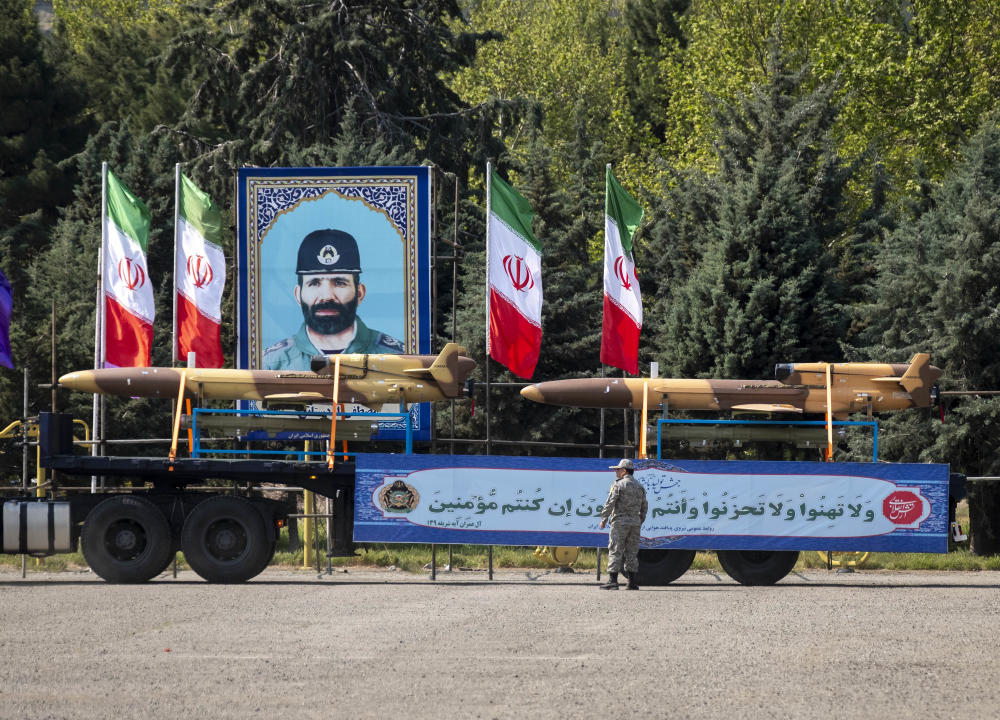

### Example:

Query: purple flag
xmin=0 ymin=269 xmax=12 ymax=369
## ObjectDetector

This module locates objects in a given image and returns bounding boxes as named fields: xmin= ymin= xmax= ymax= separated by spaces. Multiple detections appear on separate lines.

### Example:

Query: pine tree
xmin=649 ymin=46 xmax=851 ymax=380
xmin=852 ymin=118 xmax=1000 ymax=473
xmin=164 ymin=0 xmax=511 ymax=208
xmin=0 ymin=0 xmax=89 ymax=417
xmin=621 ymin=0 xmax=689 ymax=144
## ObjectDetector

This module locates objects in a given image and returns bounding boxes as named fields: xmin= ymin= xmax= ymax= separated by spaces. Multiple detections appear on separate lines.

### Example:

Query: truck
xmin=0 ymin=411 xmax=961 ymax=586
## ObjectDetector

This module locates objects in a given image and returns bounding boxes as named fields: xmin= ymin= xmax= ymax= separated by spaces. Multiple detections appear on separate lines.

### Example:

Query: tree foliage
xmin=849 ymin=118 xmax=1000 ymax=472
xmin=648 ymin=47 xmax=851 ymax=379
xmin=0 ymin=0 xmax=999 ymax=470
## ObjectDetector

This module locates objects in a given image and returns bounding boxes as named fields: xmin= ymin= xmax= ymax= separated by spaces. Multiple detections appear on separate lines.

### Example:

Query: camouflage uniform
xmin=600 ymin=471 xmax=648 ymax=575
xmin=262 ymin=319 xmax=404 ymax=370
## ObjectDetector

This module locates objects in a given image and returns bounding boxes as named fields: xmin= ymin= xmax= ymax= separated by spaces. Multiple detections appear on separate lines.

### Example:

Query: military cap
xmin=296 ymin=229 xmax=362 ymax=275
xmin=609 ymin=458 xmax=634 ymax=470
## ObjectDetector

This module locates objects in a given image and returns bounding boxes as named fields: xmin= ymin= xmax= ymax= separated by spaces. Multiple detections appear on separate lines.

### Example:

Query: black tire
xmin=716 ymin=550 xmax=800 ymax=586
xmin=181 ymin=496 xmax=271 ymax=583
xmin=80 ymin=495 xmax=173 ymax=583
xmin=635 ymin=549 xmax=696 ymax=586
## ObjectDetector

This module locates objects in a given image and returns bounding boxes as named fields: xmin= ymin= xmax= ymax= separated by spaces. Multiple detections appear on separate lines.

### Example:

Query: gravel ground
xmin=0 ymin=566 xmax=997 ymax=719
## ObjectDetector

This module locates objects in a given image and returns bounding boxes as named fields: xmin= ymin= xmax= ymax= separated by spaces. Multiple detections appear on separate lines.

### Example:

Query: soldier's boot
xmin=626 ymin=571 xmax=639 ymax=590
xmin=600 ymin=572 xmax=619 ymax=590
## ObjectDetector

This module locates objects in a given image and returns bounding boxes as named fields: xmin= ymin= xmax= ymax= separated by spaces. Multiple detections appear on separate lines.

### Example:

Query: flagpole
xmin=484 ymin=161 xmax=492 ymax=456
xmin=172 ymin=163 xmax=180 ymax=366
xmin=92 ymin=162 xmax=108 ymax=491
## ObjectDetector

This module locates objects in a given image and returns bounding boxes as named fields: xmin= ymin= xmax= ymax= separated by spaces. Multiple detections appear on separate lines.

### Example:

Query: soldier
xmin=599 ymin=458 xmax=648 ymax=590
xmin=263 ymin=229 xmax=404 ymax=370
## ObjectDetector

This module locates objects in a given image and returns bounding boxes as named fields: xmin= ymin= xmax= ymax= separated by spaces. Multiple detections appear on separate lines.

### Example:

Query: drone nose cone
xmin=58 ymin=371 xmax=99 ymax=393
xmin=520 ymin=385 xmax=545 ymax=403
xmin=774 ymin=363 xmax=794 ymax=382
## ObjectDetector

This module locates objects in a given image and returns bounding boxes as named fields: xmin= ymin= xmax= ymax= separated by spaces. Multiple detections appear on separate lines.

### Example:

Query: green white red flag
xmin=487 ymin=170 xmax=543 ymax=379
xmin=175 ymin=172 xmax=225 ymax=368
xmin=103 ymin=169 xmax=153 ymax=368
xmin=600 ymin=166 xmax=645 ymax=375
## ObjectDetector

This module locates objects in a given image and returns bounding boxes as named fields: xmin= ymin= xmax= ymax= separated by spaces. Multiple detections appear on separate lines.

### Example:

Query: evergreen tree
xmin=0 ymin=0 xmax=89 ymax=291
xmin=649 ymin=47 xmax=851 ymax=380
xmin=851 ymin=118 xmax=1000 ymax=473
xmin=164 ymin=0 xmax=510 ymax=206
xmin=0 ymin=0 xmax=89 ymax=417
xmin=622 ymin=0 xmax=689 ymax=144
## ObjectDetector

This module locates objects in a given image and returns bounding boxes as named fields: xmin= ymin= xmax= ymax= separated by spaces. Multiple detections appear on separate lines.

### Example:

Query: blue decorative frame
xmin=236 ymin=167 xmax=433 ymax=441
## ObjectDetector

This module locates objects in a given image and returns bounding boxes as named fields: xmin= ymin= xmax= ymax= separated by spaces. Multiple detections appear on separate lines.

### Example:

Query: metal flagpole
xmin=92 ymin=163 xmax=108 ymax=492
xmin=484 ymin=162 xmax=492 ymax=456
xmin=172 ymin=163 xmax=180 ymax=366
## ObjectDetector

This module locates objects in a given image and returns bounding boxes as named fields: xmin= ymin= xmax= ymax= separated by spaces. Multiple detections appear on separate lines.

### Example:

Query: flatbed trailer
xmin=1 ymin=412 xmax=964 ymax=586
xmin=2 ymin=412 xmax=355 ymax=583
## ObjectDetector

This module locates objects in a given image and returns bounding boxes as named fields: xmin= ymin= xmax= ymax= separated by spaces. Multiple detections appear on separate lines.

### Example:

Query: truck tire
xmin=182 ymin=496 xmax=271 ymax=583
xmin=635 ymin=549 xmax=696 ymax=585
xmin=80 ymin=495 xmax=173 ymax=583
xmin=716 ymin=550 xmax=800 ymax=586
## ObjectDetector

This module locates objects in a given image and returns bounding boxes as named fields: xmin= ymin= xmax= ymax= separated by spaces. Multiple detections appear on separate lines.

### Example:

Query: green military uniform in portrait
xmin=262 ymin=228 xmax=405 ymax=370
xmin=262 ymin=319 xmax=404 ymax=370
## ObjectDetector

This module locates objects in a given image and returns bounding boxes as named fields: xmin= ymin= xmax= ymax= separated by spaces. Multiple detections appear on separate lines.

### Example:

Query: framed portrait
xmin=236 ymin=166 xmax=433 ymax=441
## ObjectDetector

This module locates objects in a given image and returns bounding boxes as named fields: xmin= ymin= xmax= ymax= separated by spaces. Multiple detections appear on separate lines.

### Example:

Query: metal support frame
xmin=656 ymin=418 xmax=879 ymax=462
xmin=189 ymin=407 xmax=414 ymax=459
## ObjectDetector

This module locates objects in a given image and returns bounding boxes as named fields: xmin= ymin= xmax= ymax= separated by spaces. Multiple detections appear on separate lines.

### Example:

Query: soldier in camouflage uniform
xmin=599 ymin=458 xmax=648 ymax=590
xmin=263 ymin=229 xmax=404 ymax=370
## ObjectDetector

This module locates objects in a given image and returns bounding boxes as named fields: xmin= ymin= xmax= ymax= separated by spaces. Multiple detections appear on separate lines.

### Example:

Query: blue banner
xmin=355 ymin=454 xmax=950 ymax=553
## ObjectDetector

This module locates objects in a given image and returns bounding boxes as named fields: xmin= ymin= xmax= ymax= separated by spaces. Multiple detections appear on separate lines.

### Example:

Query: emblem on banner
xmin=882 ymin=490 xmax=924 ymax=525
xmin=117 ymin=258 xmax=146 ymax=290
xmin=502 ymin=255 xmax=534 ymax=292
xmin=613 ymin=255 xmax=633 ymax=290
xmin=379 ymin=479 xmax=420 ymax=514
xmin=186 ymin=254 xmax=214 ymax=288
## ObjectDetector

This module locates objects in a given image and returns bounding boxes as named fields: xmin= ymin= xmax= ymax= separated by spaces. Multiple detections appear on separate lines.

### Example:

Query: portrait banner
xmin=355 ymin=454 xmax=950 ymax=552
xmin=237 ymin=167 xmax=432 ymax=440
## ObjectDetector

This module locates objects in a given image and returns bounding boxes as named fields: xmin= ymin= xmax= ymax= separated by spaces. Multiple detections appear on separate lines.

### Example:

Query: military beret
xmin=297 ymin=229 xmax=362 ymax=275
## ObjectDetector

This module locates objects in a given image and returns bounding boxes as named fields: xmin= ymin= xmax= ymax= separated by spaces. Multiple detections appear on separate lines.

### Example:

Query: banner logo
xmin=378 ymin=479 xmax=420 ymax=514
xmin=883 ymin=490 xmax=923 ymax=525
xmin=117 ymin=258 xmax=146 ymax=290
xmin=186 ymin=254 xmax=214 ymax=288
xmin=614 ymin=255 xmax=633 ymax=290
xmin=503 ymin=255 xmax=534 ymax=292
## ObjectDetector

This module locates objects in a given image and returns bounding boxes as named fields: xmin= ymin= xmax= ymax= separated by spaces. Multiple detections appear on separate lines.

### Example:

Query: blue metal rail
xmin=190 ymin=407 xmax=414 ymax=458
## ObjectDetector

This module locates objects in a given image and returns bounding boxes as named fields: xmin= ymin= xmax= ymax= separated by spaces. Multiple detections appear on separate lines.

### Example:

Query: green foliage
xmin=451 ymin=0 xmax=655 ymax=186
xmin=661 ymin=0 xmax=1000 ymax=194
xmin=165 ymin=0 xmax=509 ymax=203
xmin=648 ymin=47 xmax=851 ymax=381
xmin=0 ymin=0 xmax=90 ymax=419
xmin=51 ymin=0 xmax=183 ymax=51
xmin=849 ymin=117 xmax=1000 ymax=473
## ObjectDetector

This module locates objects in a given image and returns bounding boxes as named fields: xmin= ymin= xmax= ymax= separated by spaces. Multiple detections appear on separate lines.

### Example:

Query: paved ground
xmin=0 ymin=566 xmax=997 ymax=719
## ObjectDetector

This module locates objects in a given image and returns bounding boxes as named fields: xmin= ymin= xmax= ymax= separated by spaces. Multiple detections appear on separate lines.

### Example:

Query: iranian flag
xmin=600 ymin=166 xmax=645 ymax=375
xmin=487 ymin=170 xmax=543 ymax=379
xmin=175 ymin=171 xmax=225 ymax=368
xmin=103 ymin=169 xmax=153 ymax=368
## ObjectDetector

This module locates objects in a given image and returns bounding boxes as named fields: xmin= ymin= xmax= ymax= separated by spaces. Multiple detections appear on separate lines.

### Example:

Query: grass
xmin=3 ymin=501 xmax=996 ymax=575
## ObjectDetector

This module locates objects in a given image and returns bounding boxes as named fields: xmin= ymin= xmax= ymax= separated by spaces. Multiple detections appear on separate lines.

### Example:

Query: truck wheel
xmin=80 ymin=495 xmax=173 ymax=583
xmin=635 ymin=549 xmax=696 ymax=585
xmin=716 ymin=550 xmax=800 ymax=586
xmin=182 ymin=496 xmax=270 ymax=583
